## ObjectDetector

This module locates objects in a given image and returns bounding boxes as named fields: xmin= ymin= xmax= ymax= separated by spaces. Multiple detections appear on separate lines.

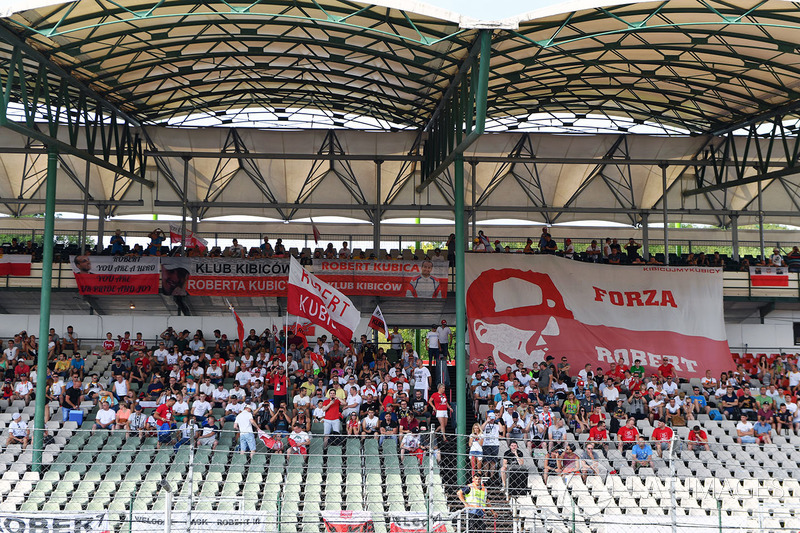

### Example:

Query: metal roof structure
xmin=1 ymin=0 xmax=800 ymax=227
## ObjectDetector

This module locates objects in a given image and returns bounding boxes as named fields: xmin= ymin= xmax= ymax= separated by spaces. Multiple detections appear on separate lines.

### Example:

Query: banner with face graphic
xmin=466 ymin=255 xmax=731 ymax=379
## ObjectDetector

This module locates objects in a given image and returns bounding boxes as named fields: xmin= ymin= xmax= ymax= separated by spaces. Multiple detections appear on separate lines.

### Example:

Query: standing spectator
xmin=110 ymin=229 xmax=125 ymax=255
xmin=586 ymin=240 xmax=602 ymax=263
xmin=625 ymin=238 xmax=641 ymax=261
xmin=412 ymin=358 xmax=432 ymax=401
xmin=437 ymin=321 xmax=452 ymax=361
xmin=428 ymin=383 xmax=453 ymax=440
xmin=146 ymin=228 xmax=166 ymax=255
xmin=770 ymin=248 xmax=786 ymax=267
xmin=321 ymin=388 xmax=343 ymax=443
xmin=234 ymin=404 xmax=257 ymax=458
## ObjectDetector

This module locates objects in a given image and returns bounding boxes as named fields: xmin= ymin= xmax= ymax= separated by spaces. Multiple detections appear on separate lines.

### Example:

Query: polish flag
xmin=0 ymin=255 xmax=31 ymax=276
xmin=169 ymin=223 xmax=208 ymax=252
xmin=310 ymin=218 xmax=321 ymax=245
xmin=288 ymin=256 xmax=360 ymax=344
xmin=367 ymin=305 xmax=389 ymax=335
xmin=225 ymin=298 xmax=245 ymax=351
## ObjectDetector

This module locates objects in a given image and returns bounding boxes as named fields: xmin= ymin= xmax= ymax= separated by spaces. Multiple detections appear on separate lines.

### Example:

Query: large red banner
xmin=70 ymin=256 xmax=160 ymax=295
xmin=159 ymin=257 xmax=447 ymax=298
xmin=467 ymin=255 xmax=731 ymax=380
xmin=0 ymin=255 xmax=31 ymax=276
xmin=749 ymin=266 xmax=790 ymax=287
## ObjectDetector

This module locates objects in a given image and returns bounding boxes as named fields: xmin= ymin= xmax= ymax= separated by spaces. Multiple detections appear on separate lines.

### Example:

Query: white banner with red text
xmin=130 ymin=510 xmax=275 ymax=533
xmin=0 ymin=255 xmax=31 ymax=276
xmin=389 ymin=513 xmax=448 ymax=533
xmin=288 ymin=257 xmax=361 ymax=343
xmin=466 ymin=255 xmax=731 ymax=379
xmin=322 ymin=510 xmax=375 ymax=533
xmin=70 ymin=256 xmax=160 ymax=295
xmin=158 ymin=257 xmax=447 ymax=298
xmin=0 ymin=512 xmax=110 ymax=533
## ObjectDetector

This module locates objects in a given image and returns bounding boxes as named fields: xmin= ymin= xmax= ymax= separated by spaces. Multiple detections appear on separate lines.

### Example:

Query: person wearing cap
xmin=770 ymin=247 xmax=786 ymax=267
xmin=6 ymin=412 xmax=29 ymax=449
xmin=234 ymin=403 xmax=257 ymax=458
xmin=563 ymin=238 xmax=574 ymax=260
xmin=161 ymin=262 xmax=189 ymax=295
xmin=400 ymin=425 xmax=425 ymax=464
xmin=287 ymin=422 xmax=311 ymax=456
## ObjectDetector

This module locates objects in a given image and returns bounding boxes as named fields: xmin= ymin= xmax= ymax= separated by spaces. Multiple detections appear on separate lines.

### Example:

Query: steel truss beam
xmin=684 ymin=118 xmax=800 ymax=196
xmin=288 ymin=130 xmax=371 ymax=221
xmin=0 ymin=26 xmax=151 ymax=188
xmin=417 ymin=30 xmax=491 ymax=192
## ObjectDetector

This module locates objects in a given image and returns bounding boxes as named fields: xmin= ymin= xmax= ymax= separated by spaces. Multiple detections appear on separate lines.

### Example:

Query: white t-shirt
xmin=15 ymin=382 xmax=33 ymax=395
xmin=389 ymin=333 xmax=404 ymax=350
xmin=9 ymin=420 xmax=27 ymax=437
xmin=737 ymin=421 xmax=754 ymax=434
xmin=436 ymin=326 xmax=451 ymax=345
xmin=289 ymin=430 xmax=310 ymax=446
xmin=483 ymin=421 xmax=501 ymax=446
xmin=213 ymin=389 xmax=229 ymax=402
xmin=153 ymin=348 xmax=170 ymax=362
xmin=426 ymin=331 xmax=440 ymax=349
xmin=173 ymin=400 xmax=189 ymax=416
xmin=4 ymin=347 xmax=18 ymax=361
xmin=192 ymin=400 xmax=212 ymax=417
xmin=235 ymin=410 xmax=255 ymax=434
xmin=96 ymin=409 xmax=116 ymax=426
xmin=771 ymin=253 xmax=783 ymax=266
xmin=226 ymin=402 xmax=244 ymax=416
xmin=413 ymin=367 xmax=431 ymax=390
xmin=235 ymin=371 xmax=251 ymax=386
xmin=293 ymin=394 xmax=311 ymax=408
xmin=602 ymin=387 xmax=619 ymax=401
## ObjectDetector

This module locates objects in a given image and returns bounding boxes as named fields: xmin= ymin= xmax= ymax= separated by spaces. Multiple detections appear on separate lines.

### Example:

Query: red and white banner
xmin=0 ymin=255 xmax=31 ymax=276
xmin=288 ymin=257 xmax=361 ymax=344
xmin=322 ymin=511 xmax=375 ymax=533
xmin=749 ymin=266 xmax=789 ymax=287
xmin=169 ymin=223 xmax=208 ymax=252
xmin=467 ymin=255 xmax=731 ymax=380
xmin=158 ymin=258 xmax=446 ymax=298
xmin=70 ymin=256 xmax=160 ymax=295
xmin=389 ymin=513 xmax=447 ymax=533
xmin=368 ymin=305 xmax=389 ymax=335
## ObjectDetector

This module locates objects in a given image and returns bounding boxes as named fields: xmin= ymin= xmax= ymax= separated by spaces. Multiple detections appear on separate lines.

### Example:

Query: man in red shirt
xmin=102 ymin=333 xmax=116 ymax=355
xmin=588 ymin=420 xmax=609 ymax=452
xmin=650 ymin=419 xmax=674 ymax=457
xmin=687 ymin=425 xmax=710 ymax=452
xmin=322 ymin=388 xmax=343 ymax=444
xmin=616 ymin=417 xmax=639 ymax=452
xmin=270 ymin=367 xmax=288 ymax=407
xmin=154 ymin=397 xmax=176 ymax=448
xmin=658 ymin=361 xmax=676 ymax=380
xmin=118 ymin=332 xmax=132 ymax=353
xmin=135 ymin=353 xmax=151 ymax=374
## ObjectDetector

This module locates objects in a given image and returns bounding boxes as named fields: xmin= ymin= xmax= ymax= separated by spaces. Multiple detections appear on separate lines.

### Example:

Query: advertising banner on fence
xmin=466 ymin=255 xmax=731 ymax=379
xmin=322 ymin=510 xmax=375 ymax=533
xmin=749 ymin=266 xmax=790 ymax=287
xmin=130 ymin=510 xmax=275 ymax=533
xmin=70 ymin=256 xmax=160 ymax=295
xmin=159 ymin=257 xmax=447 ymax=298
xmin=389 ymin=512 xmax=447 ymax=533
xmin=0 ymin=255 xmax=31 ymax=276
xmin=0 ymin=512 xmax=110 ymax=532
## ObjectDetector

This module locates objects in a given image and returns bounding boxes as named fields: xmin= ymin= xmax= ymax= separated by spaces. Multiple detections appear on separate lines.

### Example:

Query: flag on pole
xmin=367 ymin=305 xmax=389 ymax=336
xmin=311 ymin=218 xmax=321 ymax=245
xmin=287 ymin=256 xmax=360 ymax=344
xmin=225 ymin=298 xmax=245 ymax=351
xmin=293 ymin=321 xmax=310 ymax=349
xmin=169 ymin=222 xmax=208 ymax=252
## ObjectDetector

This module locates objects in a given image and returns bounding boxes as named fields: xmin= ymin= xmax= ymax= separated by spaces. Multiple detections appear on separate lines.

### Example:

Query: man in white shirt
xmin=212 ymin=383 xmax=229 ymax=408
xmin=412 ymin=358 xmax=432 ymax=400
xmin=192 ymin=393 xmax=212 ymax=423
xmin=342 ymin=386 xmax=362 ymax=418
xmin=425 ymin=324 xmax=440 ymax=361
xmin=235 ymin=365 xmax=252 ymax=389
xmin=153 ymin=342 xmax=170 ymax=368
xmin=436 ymin=320 xmax=452 ymax=360
xmin=602 ymin=380 xmax=620 ymax=412
xmin=188 ymin=335 xmax=204 ymax=353
xmin=206 ymin=361 xmax=223 ymax=384
xmin=13 ymin=375 xmax=34 ymax=404
xmin=389 ymin=328 xmax=404 ymax=352
xmin=661 ymin=378 xmax=678 ymax=397
xmin=93 ymin=402 xmax=116 ymax=433
xmin=401 ymin=342 xmax=418 ymax=370
xmin=224 ymin=396 xmax=245 ymax=422
xmin=6 ymin=413 xmax=28 ymax=449
xmin=287 ymin=423 xmax=311 ymax=455
xmin=199 ymin=377 xmax=215 ymax=397
xmin=228 ymin=382 xmax=246 ymax=401
xmin=3 ymin=340 xmax=18 ymax=364
xmin=234 ymin=405 xmax=257 ymax=458
xmin=293 ymin=387 xmax=311 ymax=414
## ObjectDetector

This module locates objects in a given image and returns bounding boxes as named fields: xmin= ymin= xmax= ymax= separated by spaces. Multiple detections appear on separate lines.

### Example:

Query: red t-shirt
xmin=652 ymin=427 xmax=673 ymax=442
xmin=688 ymin=430 xmax=707 ymax=442
xmin=617 ymin=426 xmax=639 ymax=442
xmin=430 ymin=392 xmax=449 ymax=410
xmin=133 ymin=339 xmax=146 ymax=349
xmin=155 ymin=403 xmax=173 ymax=424
xmin=323 ymin=398 xmax=341 ymax=420
xmin=271 ymin=375 xmax=287 ymax=396
xmin=658 ymin=363 xmax=675 ymax=378
xmin=119 ymin=338 xmax=131 ymax=351
xmin=589 ymin=413 xmax=605 ymax=425
xmin=511 ymin=391 xmax=527 ymax=403
xmin=135 ymin=356 xmax=151 ymax=371
xmin=588 ymin=426 xmax=608 ymax=441
xmin=103 ymin=340 xmax=116 ymax=351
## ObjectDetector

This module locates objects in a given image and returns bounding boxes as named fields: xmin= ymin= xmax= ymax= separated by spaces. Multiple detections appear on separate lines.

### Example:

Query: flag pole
xmin=284 ymin=313 xmax=289 ymax=409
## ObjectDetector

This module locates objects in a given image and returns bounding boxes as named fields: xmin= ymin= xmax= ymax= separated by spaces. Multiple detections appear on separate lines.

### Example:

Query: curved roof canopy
xmin=4 ymin=0 xmax=800 ymax=134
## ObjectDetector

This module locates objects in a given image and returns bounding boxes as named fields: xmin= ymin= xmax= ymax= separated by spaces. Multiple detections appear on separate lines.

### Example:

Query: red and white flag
xmin=310 ymin=218 xmax=321 ymax=245
xmin=367 ymin=305 xmax=389 ymax=335
xmin=169 ymin=223 xmax=208 ymax=252
xmin=287 ymin=256 xmax=360 ymax=344
xmin=293 ymin=320 xmax=310 ymax=349
xmin=749 ymin=266 xmax=789 ymax=287
xmin=225 ymin=298 xmax=245 ymax=351
xmin=0 ymin=255 xmax=31 ymax=276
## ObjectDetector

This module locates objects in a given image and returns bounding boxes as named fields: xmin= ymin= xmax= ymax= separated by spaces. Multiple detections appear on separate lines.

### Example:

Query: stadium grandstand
xmin=4 ymin=0 xmax=800 ymax=532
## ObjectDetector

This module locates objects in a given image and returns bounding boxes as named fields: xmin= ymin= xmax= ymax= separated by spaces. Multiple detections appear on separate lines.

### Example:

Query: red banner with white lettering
xmin=466 ymin=255 xmax=731 ymax=380
xmin=288 ymin=257 xmax=361 ymax=344
xmin=70 ymin=256 xmax=160 ymax=295
xmin=749 ymin=266 xmax=789 ymax=287
xmin=158 ymin=258 xmax=447 ymax=298
xmin=0 ymin=255 xmax=31 ymax=276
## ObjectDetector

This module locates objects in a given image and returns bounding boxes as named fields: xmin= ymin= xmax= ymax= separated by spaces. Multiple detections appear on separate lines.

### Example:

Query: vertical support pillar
xmin=181 ymin=157 xmax=190 ymax=256
xmin=660 ymin=163 xmax=669 ymax=265
xmin=374 ymin=161 xmax=382 ymax=254
xmin=455 ymin=153 xmax=467 ymax=487
xmin=470 ymin=161 xmax=477 ymax=244
xmin=730 ymin=215 xmax=740 ymax=262
xmin=81 ymin=160 xmax=90 ymax=255
xmin=190 ymin=206 xmax=198 ymax=237
xmin=758 ymin=182 xmax=765 ymax=262
xmin=96 ymin=205 xmax=106 ymax=254
xmin=33 ymin=147 xmax=57 ymax=471
xmin=641 ymin=213 xmax=650 ymax=260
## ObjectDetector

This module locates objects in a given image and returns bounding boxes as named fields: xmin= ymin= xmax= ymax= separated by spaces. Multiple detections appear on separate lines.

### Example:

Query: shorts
xmin=470 ymin=450 xmax=483 ymax=457
xmin=324 ymin=419 xmax=341 ymax=435
xmin=483 ymin=445 xmax=499 ymax=461
xmin=435 ymin=410 xmax=448 ymax=418
xmin=740 ymin=436 xmax=757 ymax=444
xmin=239 ymin=432 xmax=257 ymax=452
xmin=198 ymin=436 xmax=217 ymax=447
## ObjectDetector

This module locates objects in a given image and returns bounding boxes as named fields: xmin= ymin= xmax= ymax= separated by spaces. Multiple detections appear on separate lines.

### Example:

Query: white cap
xmin=11 ymin=412 xmax=20 ymax=420
xmin=487 ymin=411 xmax=496 ymax=419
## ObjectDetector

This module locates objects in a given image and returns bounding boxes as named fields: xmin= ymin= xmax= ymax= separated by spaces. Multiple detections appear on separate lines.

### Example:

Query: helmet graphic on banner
xmin=467 ymin=269 xmax=574 ymax=366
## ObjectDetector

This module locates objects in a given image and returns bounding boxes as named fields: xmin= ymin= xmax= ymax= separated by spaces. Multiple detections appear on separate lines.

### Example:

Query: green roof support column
xmin=33 ymin=146 xmax=57 ymax=472
xmin=455 ymin=152 xmax=467 ymax=487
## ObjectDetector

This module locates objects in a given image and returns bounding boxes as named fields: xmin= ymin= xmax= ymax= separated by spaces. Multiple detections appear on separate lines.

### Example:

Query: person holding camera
xmin=147 ymin=228 xmax=166 ymax=256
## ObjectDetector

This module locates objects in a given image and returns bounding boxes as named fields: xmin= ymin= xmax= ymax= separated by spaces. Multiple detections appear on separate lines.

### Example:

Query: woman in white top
xmin=469 ymin=423 xmax=484 ymax=477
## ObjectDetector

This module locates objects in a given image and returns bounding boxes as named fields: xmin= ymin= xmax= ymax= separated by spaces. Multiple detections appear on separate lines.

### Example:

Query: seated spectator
xmin=287 ymin=422 xmax=311 ymax=455
xmin=616 ymin=417 xmax=639 ymax=451
xmin=542 ymin=447 xmax=561 ymax=483
xmin=361 ymin=408 xmax=380 ymax=439
xmin=92 ymin=401 xmax=116 ymax=433
xmin=630 ymin=436 xmax=654 ymax=470
xmin=13 ymin=374 xmax=34 ymax=404
xmin=6 ymin=412 xmax=28 ymax=449
xmin=650 ymin=420 xmax=673 ymax=457
xmin=379 ymin=411 xmax=399 ymax=446
xmin=547 ymin=418 xmax=568 ymax=451
xmin=197 ymin=416 xmax=219 ymax=449
xmin=687 ymin=425 xmax=710 ymax=452
xmin=115 ymin=401 xmax=132 ymax=432
xmin=500 ymin=440 xmax=526 ymax=487
xmin=61 ymin=326 xmax=80 ymax=353
xmin=753 ymin=415 xmax=773 ymax=444
xmin=400 ymin=428 xmax=425 ymax=464
xmin=736 ymin=414 xmax=757 ymax=444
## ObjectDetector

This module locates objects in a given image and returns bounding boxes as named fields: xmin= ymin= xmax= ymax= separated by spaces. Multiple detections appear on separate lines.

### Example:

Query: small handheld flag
xmin=368 ymin=305 xmax=389 ymax=336
xmin=225 ymin=298 xmax=245 ymax=351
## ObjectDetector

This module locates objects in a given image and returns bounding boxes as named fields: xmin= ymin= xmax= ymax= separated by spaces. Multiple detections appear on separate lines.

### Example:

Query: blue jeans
xmin=240 ymin=433 xmax=257 ymax=452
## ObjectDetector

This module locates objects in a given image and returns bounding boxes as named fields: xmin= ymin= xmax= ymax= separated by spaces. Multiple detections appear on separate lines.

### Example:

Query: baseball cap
xmin=135 ymin=404 xmax=143 ymax=411
xmin=487 ymin=411 xmax=496 ymax=419
xmin=503 ymin=401 xmax=513 ymax=409
xmin=11 ymin=412 xmax=20 ymax=420
xmin=481 ymin=381 xmax=488 ymax=386
xmin=441 ymin=320 xmax=447 ymax=325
